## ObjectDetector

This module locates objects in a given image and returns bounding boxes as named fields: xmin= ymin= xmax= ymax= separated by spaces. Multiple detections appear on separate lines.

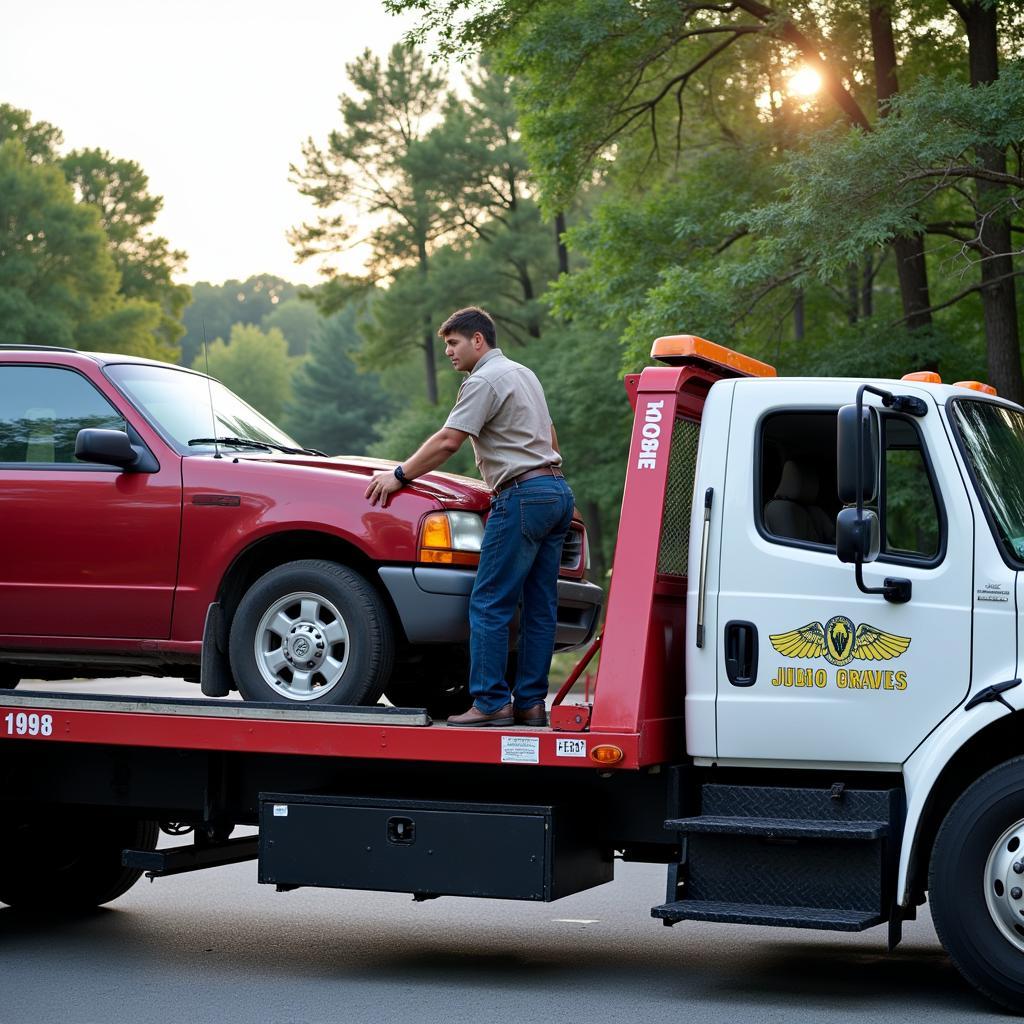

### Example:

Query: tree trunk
xmin=846 ymin=263 xmax=860 ymax=325
xmin=870 ymin=2 xmax=932 ymax=332
xmin=418 ymin=239 xmax=438 ymax=404
xmin=555 ymin=212 xmax=569 ymax=276
xmin=958 ymin=0 xmax=1023 ymax=403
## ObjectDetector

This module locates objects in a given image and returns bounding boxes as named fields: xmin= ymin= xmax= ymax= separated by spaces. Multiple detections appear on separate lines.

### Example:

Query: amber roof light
xmin=902 ymin=371 xmax=942 ymax=384
xmin=651 ymin=335 xmax=776 ymax=377
xmin=954 ymin=380 xmax=998 ymax=396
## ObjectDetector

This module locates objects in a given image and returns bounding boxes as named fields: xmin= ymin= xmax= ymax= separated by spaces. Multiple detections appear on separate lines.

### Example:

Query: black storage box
xmin=258 ymin=794 xmax=613 ymax=901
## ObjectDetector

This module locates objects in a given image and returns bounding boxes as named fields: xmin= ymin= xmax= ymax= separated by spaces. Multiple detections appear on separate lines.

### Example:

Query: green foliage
xmin=180 ymin=276 xmax=299 ymax=366
xmin=0 ymin=139 xmax=162 ymax=354
xmin=284 ymin=305 xmax=394 ymax=454
xmin=262 ymin=297 xmax=322 ymax=357
xmin=192 ymin=323 xmax=297 ymax=423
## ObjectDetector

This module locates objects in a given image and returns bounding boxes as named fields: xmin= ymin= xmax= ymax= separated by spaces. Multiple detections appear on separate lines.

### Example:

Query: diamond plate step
xmin=664 ymin=815 xmax=888 ymax=841
xmin=651 ymin=899 xmax=884 ymax=931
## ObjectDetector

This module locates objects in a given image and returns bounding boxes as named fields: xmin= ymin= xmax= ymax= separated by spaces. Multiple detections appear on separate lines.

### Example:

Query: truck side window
xmin=0 ymin=366 xmax=125 ymax=465
xmin=882 ymin=417 xmax=940 ymax=559
xmin=760 ymin=411 xmax=840 ymax=548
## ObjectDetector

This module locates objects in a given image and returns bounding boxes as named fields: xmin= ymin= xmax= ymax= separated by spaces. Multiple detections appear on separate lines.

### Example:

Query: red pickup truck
xmin=0 ymin=346 xmax=602 ymax=714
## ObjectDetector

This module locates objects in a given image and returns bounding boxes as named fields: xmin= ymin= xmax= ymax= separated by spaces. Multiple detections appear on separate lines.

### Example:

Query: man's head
xmin=439 ymin=306 xmax=496 ymax=373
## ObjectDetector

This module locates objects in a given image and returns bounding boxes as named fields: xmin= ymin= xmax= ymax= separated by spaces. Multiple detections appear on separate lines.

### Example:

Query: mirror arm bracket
xmin=854 ymin=561 xmax=912 ymax=604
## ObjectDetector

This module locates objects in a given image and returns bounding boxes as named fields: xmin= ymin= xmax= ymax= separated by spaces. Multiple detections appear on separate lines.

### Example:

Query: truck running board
xmin=653 ymin=900 xmax=883 ymax=931
xmin=652 ymin=784 xmax=903 ymax=937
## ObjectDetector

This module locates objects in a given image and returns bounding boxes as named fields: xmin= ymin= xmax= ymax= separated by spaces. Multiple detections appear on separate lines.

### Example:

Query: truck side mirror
xmin=75 ymin=428 xmax=140 ymax=470
xmin=836 ymin=506 xmax=880 ymax=564
xmin=837 ymin=404 xmax=879 ymax=504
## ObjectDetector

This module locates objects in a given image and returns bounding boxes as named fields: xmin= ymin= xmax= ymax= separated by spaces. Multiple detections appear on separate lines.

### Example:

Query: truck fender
xmin=898 ymin=674 xmax=1024 ymax=907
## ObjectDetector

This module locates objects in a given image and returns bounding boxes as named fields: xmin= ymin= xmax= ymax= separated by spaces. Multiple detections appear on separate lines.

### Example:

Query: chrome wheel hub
xmin=254 ymin=591 xmax=350 ymax=701
xmin=984 ymin=818 xmax=1024 ymax=952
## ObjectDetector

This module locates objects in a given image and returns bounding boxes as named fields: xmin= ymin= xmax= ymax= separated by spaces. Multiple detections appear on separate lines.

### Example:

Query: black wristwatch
xmin=394 ymin=465 xmax=408 ymax=485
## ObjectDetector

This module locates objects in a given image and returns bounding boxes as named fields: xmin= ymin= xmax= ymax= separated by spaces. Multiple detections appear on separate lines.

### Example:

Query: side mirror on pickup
xmin=836 ymin=506 xmax=879 ymax=564
xmin=75 ymin=428 xmax=148 ymax=471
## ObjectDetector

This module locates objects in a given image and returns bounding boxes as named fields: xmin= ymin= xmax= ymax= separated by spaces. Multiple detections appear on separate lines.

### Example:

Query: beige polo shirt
xmin=444 ymin=348 xmax=561 ymax=490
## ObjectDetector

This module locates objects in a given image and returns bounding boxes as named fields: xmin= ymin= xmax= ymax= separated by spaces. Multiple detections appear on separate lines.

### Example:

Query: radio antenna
xmin=202 ymin=322 xmax=222 ymax=460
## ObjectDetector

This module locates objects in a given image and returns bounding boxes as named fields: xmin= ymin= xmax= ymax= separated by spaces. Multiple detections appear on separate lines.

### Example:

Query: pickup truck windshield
xmin=106 ymin=363 xmax=302 ymax=453
xmin=951 ymin=399 xmax=1024 ymax=563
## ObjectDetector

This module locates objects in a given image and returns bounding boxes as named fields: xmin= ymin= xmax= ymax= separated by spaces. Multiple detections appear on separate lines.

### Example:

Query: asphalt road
xmin=2 ymin=677 xmax=1000 ymax=1022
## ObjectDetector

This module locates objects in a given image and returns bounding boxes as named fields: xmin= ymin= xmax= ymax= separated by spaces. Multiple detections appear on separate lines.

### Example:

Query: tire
xmin=229 ymin=559 xmax=394 ymax=705
xmin=385 ymin=674 xmax=470 ymax=720
xmin=0 ymin=668 xmax=19 ymax=689
xmin=930 ymin=756 xmax=1024 ymax=1012
xmin=0 ymin=812 xmax=158 ymax=911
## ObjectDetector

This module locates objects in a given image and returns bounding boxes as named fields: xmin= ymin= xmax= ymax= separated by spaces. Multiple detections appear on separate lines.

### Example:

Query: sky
xmin=1 ymin=0 xmax=421 ymax=286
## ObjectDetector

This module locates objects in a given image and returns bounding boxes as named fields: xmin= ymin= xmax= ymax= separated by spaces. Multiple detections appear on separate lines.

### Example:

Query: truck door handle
xmin=724 ymin=621 xmax=758 ymax=687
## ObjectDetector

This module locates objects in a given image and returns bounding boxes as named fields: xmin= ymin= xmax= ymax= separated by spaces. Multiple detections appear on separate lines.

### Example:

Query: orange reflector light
xmin=651 ymin=335 xmax=777 ymax=378
xmin=590 ymin=744 xmax=624 ymax=765
xmin=902 ymin=371 xmax=941 ymax=384
xmin=420 ymin=513 xmax=452 ymax=550
xmin=954 ymin=380 xmax=998 ymax=396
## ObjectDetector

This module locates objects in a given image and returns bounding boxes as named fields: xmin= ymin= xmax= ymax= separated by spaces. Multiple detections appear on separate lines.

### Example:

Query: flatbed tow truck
xmin=6 ymin=336 xmax=1024 ymax=1011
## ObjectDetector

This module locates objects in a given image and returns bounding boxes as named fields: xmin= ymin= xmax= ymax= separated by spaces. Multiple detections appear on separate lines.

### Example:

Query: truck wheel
xmin=229 ymin=559 xmax=394 ymax=705
xmin=930 ymin=757 xmax=1024 ymax=1012
xmin=385 ymin=674 xmax=469 ymax=719
xmin=0 ymin=813 xmax=158 ymax=911
xmin=0 ymin=667 xmax=19 ymax=688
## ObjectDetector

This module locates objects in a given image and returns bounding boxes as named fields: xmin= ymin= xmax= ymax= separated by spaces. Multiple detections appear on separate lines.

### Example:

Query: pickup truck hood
xmin=233 ymin=452 xmax=493 ymax=511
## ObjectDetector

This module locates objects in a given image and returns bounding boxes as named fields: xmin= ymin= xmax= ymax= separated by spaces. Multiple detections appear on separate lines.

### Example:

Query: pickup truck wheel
xmin=230 ymin=559 xmax=394 ymax=705
xmin=385 ymin=675 xmax=469 ymax=719
xmin=0 ymin=813 xmax=158 ymax=911
xmin=0 ymin=670 xmax=18 ymax=688
xmin=930 ymin=757 xmax=1024 ymax=1012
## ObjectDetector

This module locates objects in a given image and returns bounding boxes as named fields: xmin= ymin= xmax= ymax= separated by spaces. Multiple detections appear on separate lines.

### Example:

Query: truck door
xmin=714 ymin=381 xmax=973 ymax=765
xmin=0 ymin=363 xmax=182 ymax=640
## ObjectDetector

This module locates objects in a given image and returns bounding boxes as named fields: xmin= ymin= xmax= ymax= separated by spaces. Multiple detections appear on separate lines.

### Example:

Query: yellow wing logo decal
xmin=851 ymin=623 xmax=912 ymax=661
xmin=768 ymin=622 xmax=825 ymax=660
xmin=770 ymin=617 xmax=910 ymax=667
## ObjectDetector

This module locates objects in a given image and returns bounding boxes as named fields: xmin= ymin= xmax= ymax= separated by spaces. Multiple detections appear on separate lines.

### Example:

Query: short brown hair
xmin=438 ymin=306 xmax=496 ymax=347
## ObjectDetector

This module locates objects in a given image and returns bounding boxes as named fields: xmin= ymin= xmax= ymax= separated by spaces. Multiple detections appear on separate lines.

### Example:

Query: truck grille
xmin=657 ymin=418 xmax=700 ymax=576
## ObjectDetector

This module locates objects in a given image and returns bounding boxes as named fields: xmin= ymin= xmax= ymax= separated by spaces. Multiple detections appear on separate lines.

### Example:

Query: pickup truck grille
xmin=561 ymin=528 xmax=584 ymax=571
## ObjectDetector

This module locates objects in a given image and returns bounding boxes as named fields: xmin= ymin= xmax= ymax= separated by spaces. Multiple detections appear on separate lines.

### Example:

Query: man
xmin=365 ymin=306 xmax=573 ymax=728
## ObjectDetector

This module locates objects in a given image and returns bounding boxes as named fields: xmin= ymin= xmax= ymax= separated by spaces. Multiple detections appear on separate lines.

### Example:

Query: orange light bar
xmin=902 ymin=371 xmax=941 ymax=384
xmin=954 ymin=380 xmax=998 ymax=396
xmin=651 ymin=335 xmax=776 ymax=377
xmin=590 ymin=744 xmax=624 ymax=765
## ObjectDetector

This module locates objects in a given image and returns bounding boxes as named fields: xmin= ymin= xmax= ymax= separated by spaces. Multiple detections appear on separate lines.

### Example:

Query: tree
xmin=262 ymin=297 xmax=322 ymax=357
xmin=290 ymin=44 xmax=451 ymax=402
xmin=284 ymin=305 xmax=393 ymax=454
xmin=0 ymin=139 xmax=163 ymax=354
xmin=61 ymin=148 xmax=190 ymax=354
xmin=192 ymin=323 xmax=296 ymax=423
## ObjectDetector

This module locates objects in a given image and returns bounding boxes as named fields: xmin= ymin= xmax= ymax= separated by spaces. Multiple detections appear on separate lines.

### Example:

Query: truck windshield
xmin=106 ymin=363 xmax=302 ymax=453
xmin=951 ymin=399 xmax=1024 ymax=563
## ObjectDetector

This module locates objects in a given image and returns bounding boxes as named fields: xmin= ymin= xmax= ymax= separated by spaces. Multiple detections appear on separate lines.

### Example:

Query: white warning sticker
xmin=501 ymin=735 xmax=539 ymax=764
xmin=555 ymin=737 xmax=587 ymax=758
xmin=272 ymin=804 xmax=288 ymax=817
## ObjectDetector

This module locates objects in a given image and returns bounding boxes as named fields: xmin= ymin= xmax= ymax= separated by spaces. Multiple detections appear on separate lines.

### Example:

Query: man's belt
xmin=494 ymin=465 xmax=564 ymax=494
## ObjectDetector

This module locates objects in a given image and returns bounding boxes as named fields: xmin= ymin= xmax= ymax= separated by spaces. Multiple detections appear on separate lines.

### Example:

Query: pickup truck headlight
xmin=419 ymin=512 xmax=484 ymax=566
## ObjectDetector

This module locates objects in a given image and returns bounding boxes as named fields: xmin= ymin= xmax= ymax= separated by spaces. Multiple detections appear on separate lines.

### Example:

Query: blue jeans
xmin=468 ymin=475 xmax=575 ymax=713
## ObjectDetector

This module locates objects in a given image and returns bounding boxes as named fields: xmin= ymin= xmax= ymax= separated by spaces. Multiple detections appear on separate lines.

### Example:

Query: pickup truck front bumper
xmin=377 ymin=567 xmax=603 ymax=651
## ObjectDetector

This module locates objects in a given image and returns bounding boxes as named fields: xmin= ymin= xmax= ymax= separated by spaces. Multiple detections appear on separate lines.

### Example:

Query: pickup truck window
xmin=759 ymin=410 xmax=941 ymax=561
xmin=106 ymin=363 xmax=302 ymax=453
xmin=951 ymin=399 xmax=1024 ymax=564
xmin=0 ymin=365 xmax=125 ymax=465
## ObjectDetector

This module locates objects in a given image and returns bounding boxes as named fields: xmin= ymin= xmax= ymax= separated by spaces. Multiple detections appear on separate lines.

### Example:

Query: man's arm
xmin=364 ymin=427 xmax=469 ymax=507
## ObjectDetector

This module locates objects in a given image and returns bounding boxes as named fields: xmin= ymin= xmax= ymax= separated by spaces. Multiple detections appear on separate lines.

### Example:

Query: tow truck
xmin=5 ymin=335 xmax=1024 ymax=1012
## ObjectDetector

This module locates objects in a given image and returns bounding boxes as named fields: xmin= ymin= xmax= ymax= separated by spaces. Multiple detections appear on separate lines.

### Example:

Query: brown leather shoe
xmin=446 ymin=702 xmax=514 ymax=727
xmin=514 ymin=704 xmax=548 ymax=727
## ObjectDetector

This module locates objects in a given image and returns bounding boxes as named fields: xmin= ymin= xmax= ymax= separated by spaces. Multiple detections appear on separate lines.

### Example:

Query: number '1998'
xmin=3 ymin=712 xmax=53 ymax=737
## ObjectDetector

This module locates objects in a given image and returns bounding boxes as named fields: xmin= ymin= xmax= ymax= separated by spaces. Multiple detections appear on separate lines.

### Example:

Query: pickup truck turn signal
xmin=419 ymin=512 xmax=483 ymax=566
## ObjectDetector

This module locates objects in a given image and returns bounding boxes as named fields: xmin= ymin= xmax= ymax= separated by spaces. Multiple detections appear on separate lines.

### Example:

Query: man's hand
xmin=365 ymin=470 xmax=403 ymax=508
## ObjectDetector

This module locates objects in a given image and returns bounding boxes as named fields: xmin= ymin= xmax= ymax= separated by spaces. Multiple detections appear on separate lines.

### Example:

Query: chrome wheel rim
xmin=253 ymin=591 xmax=350 ymax=701
xmin=984 ymin=817 xmax=1024 ymax=952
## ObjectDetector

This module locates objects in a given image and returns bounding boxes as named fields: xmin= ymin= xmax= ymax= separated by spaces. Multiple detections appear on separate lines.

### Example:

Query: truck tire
xmin=930 ymin=757 xmax=1024 ymax=1012
xmin=0 ymin=667 xmax=19 ymax=688
xmin=229 ymin=559 xmax=394 ymax=705
xmin=0 ymin=813 xmax=158 ymax=911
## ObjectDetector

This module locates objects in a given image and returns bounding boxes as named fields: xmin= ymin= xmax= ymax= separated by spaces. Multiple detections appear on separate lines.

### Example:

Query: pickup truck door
xmin=713 ymin=381 xmax=974 ymax=765
xmin=0 ymin=364 xmax=181 ymax=640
